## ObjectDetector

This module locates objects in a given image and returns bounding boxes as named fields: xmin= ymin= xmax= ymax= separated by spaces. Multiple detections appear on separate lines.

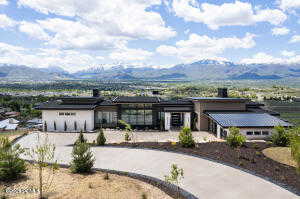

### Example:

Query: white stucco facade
xmin=42 ymin=110 xmax=94 ymax=132
xmin=223 ymin=127 xmax=275 ymax=139
xmin=164 ymin=112 xmax=171 ymax=130
xmin=183 ymin=112 xmax=191 ymax=128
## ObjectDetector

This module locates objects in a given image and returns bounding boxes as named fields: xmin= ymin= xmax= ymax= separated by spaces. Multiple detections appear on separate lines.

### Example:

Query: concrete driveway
xmin=15 ymin=133 xmax=298 ymax=199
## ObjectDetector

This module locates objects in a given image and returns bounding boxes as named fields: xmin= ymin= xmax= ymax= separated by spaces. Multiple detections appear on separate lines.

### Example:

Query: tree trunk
xmin=39 ymin=166 xmax=43 ymax=199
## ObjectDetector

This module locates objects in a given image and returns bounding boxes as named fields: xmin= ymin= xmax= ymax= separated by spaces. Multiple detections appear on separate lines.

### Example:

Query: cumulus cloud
xmin=109 ymin=47 xmax=153 ymax=62
xmin=19 ymin=21 xmax=51 ymax=41
xmin=290 ymin=35 xmax=300 ymax=43
xmin=37 ymin=18 xmax=126 ymax=50
xmin=281 ymin=50 xmax=295 ymax=57
xmin=0 ymin=0 xmax=7 ymax=5
xmin=0 ymin=14 xmax=18 ymax=28
xmin=241 ymin=52 xmax=284 ymax=64
xmin=241 ymin=52 xmax=300 ymax=65
xmin=156 ymin=33 xmax=256 ymax=62
xmin=271 ymin=27 xmax=290 ymax=35
xmin=18 ymin=0 xmax=176 ymax=45
xmin=278 ymin=0 xmax=300 ymax=11
xmin=0 ymin=42 xmax=102 ymax=72
xmin=172 ymin=0 xmax=287 ymax=29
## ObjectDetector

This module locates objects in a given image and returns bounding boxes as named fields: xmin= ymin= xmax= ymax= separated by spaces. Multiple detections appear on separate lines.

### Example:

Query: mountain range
xmin=1 ymin=60 xmax=300 ymax=81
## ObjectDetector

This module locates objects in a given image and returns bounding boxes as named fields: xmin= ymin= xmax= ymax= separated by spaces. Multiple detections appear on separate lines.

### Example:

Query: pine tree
xmin=70 ymin=142 xmax=95 ymax=173
xmin=96 ymin=128 xmax=106 ymax=146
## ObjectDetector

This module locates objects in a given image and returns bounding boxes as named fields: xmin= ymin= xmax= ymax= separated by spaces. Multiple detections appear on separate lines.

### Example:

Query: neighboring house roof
xmin=4 ymin=123 xmax=18 ymax=130
xmin=188 ymin=97 xmax=248 ymax=102
xmin=206 ymin=112 xmax=292 ymax=128
xmin=27 ymin=118 xmax=42 ymax=124
xmin=159 ymin=100 xmax=193 ymax=105
xmin=247 ymin=107 xmax=280 ymax=116
xmin=113 ymin=96 xmax=161 ymax=103
xmin=0 ymin=118 xmax=19 ymax=130
xmin=36 ymin=101 xmax=97 ymax=110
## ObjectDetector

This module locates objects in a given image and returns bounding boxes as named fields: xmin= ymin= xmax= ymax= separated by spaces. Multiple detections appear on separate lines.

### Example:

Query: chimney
xmin=152 ymin=90 xmax=160 ymax=95
xmin=218 ymin=88 xmax=228 ymax=98
xmin=92 ymin=89 xmax=99 ymax=97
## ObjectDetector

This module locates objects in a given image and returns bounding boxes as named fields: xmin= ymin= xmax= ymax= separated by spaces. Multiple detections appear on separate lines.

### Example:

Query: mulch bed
xmin=107 ymin=141 xmax=300 ymax=195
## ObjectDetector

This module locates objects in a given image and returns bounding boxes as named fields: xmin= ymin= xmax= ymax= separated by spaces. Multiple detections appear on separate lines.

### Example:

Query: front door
xmin=171 ymin=113 xmax=183 ymax=127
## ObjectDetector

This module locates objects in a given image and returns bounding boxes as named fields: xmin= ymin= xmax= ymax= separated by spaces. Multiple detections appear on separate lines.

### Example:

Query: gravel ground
xmin=38 ymin=130 xmax=220 ymax=146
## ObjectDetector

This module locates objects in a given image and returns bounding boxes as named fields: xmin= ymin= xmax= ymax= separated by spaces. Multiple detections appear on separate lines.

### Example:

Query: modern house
xmin=36 ymin=88 xmax=292 ymax=139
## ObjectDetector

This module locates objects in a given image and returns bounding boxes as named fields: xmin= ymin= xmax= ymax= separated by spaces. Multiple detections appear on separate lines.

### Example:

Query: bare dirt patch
xmin=263 ymin=147 xmax=297 ymax=167
xmin=0 ymin=164 xmax=172 ymax=199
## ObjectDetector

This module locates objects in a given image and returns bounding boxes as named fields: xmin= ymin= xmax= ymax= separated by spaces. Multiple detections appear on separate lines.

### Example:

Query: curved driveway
xmin=16 ymin=133 xmax=298 ymax=199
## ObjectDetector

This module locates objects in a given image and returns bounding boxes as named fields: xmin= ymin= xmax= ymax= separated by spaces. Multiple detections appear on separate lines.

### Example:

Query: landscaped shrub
xmin=0 ymin=137 xmax=26 ymax=181
xmin=96 ymin=128 xmax=106 ymax=146
xmin=178 ymin=127 xmax=195 ymax=148
xmin=271 ymin=126 xmax=290 ymax=147
xmin=119 ymin=120 xmax=132 ymax=142
xmin=226 ymin=127 xmax=246 ymax=148
xmin=289 ymin=127 xmax=300 ymax=173
xmin=70 ymin=142 xmax=95 ymax=173
xmin=75 ymin=131 xmax=87 ymax=145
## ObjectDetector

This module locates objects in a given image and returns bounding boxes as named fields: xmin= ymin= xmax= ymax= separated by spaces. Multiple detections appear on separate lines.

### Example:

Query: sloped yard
xmin=0 ymin=164 xmax=172 ymax=199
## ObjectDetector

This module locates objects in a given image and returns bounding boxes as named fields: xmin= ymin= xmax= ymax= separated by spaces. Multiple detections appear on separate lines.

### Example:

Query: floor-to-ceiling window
xmin=121 ymin=104 xmax=153 ymax=126
xmin=95 ymin=111 xmax=117 ymax=127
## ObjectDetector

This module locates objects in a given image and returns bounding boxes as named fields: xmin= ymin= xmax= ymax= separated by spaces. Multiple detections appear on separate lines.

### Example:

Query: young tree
xmin=75 ymin=131 xmax=87 ymax=145
xmin=84 ymin=120 xmax=87 ymax=132
xmin=96 ymin=128 xmax=106 ymax=146
xmin=226 ymin=127 xmax=246 ymax=148
xmin=70 ymin=142 xmax=95 ymax=173
xmin=271 ymin=126 xmax=290 ymax=147
xmin=164 ymin=164 xmax=184 ymax=198
xmin=74 ymin=121 xmax=77 ymax=131
xmin=26 ymin=134 xmax=58 ymax=199
xmin=119 ymin=120 xmax=132 ymax=142
xmin=178 ymin=127 xmax=195 ymax=148
xmin=226 ymin=127 xmax=246 ymax=160
xmin=53 ymin=121 xmax=56 ymax=131
xmin=44 ymin=121 xmax=47 ymax=132
xmin=0 ymin=137 xmax=26 ymax=181
xmin=64 ymin=121 xmax=67 ymax=132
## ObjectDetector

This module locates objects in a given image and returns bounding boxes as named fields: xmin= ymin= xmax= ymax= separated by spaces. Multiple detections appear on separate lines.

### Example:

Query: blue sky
xmin=0 ymin=0 xmax=300 ymax=72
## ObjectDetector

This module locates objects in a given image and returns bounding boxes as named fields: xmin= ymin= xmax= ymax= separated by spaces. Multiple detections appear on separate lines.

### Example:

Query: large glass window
xmin=121 ymin=104 xmax=153 ymax=126
xmin=97 ymin=111 xmax=117 ymax=124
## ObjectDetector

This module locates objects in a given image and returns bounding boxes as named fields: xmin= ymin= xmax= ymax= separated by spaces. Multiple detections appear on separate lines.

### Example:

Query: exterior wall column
xmin=164 ymin=112 xmax=171 ymax=130
xmin=183 ymin=112 xmax=191 ymax=128
xmin=217 ymin=124 xmax=221 ymax=139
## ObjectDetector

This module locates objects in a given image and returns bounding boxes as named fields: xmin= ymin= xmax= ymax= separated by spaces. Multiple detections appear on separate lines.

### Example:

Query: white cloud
xmin=241 ymin=52 xmax=300 ymax=65
xmin=0 ymin=0 xmax=7 ymax=5
xmin=19 ymin=21 xmax=51 ymax=41
xmin=281 ymin=50 xmax=295 ymax=57
xmin=37 ymin=18 xmax=126 ymax=50
xmin=0 ymin=14 xmax=17 ymax=28
xmin=156 ymin=33 xmax=256 ymax=62
xmin=18 ymin=0 xmax=176 ymax=42
xmin=172 ymin=0 xmax=287 ymax=29
xmin=290 ymin=35 xmax=300 ymax=43
xmin=271 ymin=27 xmax=290 ymax=35
xmin=0 ymin=42 xmax=102 ymax=72
xmin=278 ymin=0 xmax=300 ymax=11
xmin=241 ymin=52 xmax=284 ymax=64
xmin=109 ymin=47 xmax=153 ymax=62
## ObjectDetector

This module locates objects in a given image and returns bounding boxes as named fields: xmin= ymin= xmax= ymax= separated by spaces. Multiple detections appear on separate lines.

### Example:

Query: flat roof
xmin=113 ymin=96 xmax=160 ymax=103
xmin=36 ymin=101 xmax=96 ymax=110
xmin=206 ymin=112 xmax=292 ymax=128
xmin=189 ymin=97 xmax=248 ymax=102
